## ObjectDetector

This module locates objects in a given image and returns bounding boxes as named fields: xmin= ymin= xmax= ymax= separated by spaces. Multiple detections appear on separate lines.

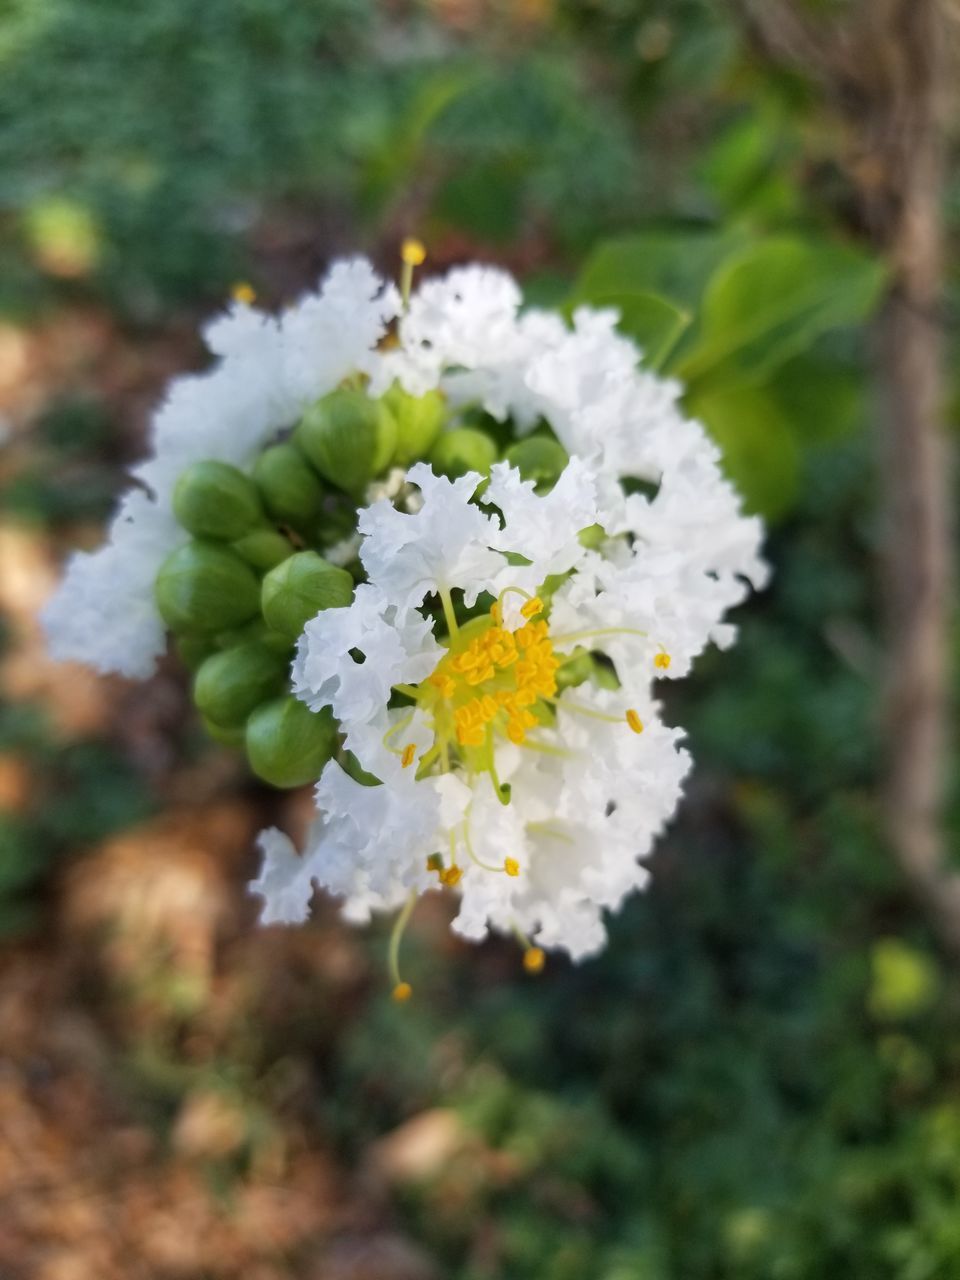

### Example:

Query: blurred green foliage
xmin=1 ymin=0 xmax=957 ymax=1277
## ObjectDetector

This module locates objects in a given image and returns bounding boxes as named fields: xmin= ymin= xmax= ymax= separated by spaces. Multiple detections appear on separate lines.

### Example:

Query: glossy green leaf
xmin=678 ymin=236 xmax=886 ymax=386
xmin=574 ymin=228 xmax=748 ymax=311
xmin=689 ymin=384 xmax=801 ymax=523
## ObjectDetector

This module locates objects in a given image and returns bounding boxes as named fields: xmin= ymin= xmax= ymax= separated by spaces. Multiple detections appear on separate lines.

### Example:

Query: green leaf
xmin=767 ymin=352 xmax=864 ymax=445
xmin=574 ymin=228 xmax=749 ymax=312
xmin=566 ymin=289 xmax=691 ymax=370
xmin=688 ymin=384 xmax=801 ymax=522
xmin=678 ymin=236 xmax=887 ymax=387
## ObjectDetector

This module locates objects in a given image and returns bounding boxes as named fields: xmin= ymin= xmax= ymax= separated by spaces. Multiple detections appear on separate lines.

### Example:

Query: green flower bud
xmin=295 ymin=389 xmax=397 ymax=499
xmin=194 ymin=641 xmax=291 ymax=728
xmin=383 ymin=384 xmax=447 ymax=465
xmin=216 ymin=618 xmax=292 ymax=653
xmin=172 ymin=461 xmax=264 ymax=540
xmin=429 ymin=427 xmax=497 ymax=482
xmin=252 ymin=442 xmax=327 ymax=528
xmin=578 ymin=523 xmax=606 ymax=551
xmin=503 ymin=436 xmax=569 ymax=493
xmin=155 ymin=541 xmax=262 ymax=634
xmin=231 ymin=527 xmax=293 ymax=571
xmin=246 ymin=696 xmax=338 ymax=788
xmin=176 ymin=634 xmax=217 ymax=672
xmin=202 ymin=716 xmax=246 ymax=749
xmin=261 ymin=550 xmax=354 ymax=641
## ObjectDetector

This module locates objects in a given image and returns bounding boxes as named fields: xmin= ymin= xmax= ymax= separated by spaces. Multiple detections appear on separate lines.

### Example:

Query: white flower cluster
xmin=42 ymin=261 xmax=400 ymax=678
xmin=44 ymin=256 xmax=768 ymax=970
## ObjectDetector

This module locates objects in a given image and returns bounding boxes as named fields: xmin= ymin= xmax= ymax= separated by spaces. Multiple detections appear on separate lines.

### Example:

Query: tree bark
xmin=730 ymin=0 xmax=959 ymax=952
xmin=871 ymin=0 xmax=959 ymax=950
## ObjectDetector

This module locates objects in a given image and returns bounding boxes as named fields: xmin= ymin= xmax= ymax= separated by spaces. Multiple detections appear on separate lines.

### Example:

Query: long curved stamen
xmin=462 ymin=816 xmax=505 ymax=873
xmin=491 ymin=584 xmax=541 ymax=626
xmin=527 ymin=821 xmax=575 ymax=846
xmin=382 ymin=710 xmax=415 ymax=756
xmin=551 ymin=625 xmax=648 ymax=645
xmin=400 ymin=237 xmax=426 ymax=309
xmin=544 ymin=695 xmax=625 ymax=726
xmin=389 ymin=891 xmax=418 ymax=1002
xmin=437 ymin=586 xmax=460 ymax=639
xmin=511 ymin=922 xmax=546 ymax=974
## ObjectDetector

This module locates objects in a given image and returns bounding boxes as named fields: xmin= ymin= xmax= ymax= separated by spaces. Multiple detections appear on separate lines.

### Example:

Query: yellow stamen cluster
xmin=654 ymin=651 xmax=671 ymax=671
xmin=626 ymin=708 xmax=644 ymax=734
xmin=523 ymin=947 xmax=546 ymax=974
xmin=231 ymin=281 xmax=256 ymax=305
xmin=429 ymin=606 xmax=560 ymax=749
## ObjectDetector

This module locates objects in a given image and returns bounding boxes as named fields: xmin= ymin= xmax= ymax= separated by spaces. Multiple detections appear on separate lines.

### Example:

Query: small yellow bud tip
xmin=626 ymin=709 xmax=644 ymax=734
xmin=520 ymin=596 xmax=543 ymax=619
xmin=231 ymin=282 xmax=256 ymax=305
xmin=523 ymin=947 xmax=546 ymax=974
xmin=654 ymin=652 xmax=671 ymax=671
xmin=401 ymin=743 xmax=416 ymax=768
xmin=504 ymin=857 xmax=520 ymax=877
xmin=392 ymin=981 xmax=413 ymax=1002
xmin=401 ymin=238 xmax=426 ymax=266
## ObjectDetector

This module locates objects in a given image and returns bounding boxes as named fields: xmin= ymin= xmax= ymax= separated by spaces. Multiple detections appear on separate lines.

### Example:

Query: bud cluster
xmin=153 ymin=382 xmax=570 ymax=786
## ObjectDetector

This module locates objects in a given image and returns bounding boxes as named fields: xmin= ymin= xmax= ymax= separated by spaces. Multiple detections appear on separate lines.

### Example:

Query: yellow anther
xmin=654 ymin=651 xmax=671 ymax=671
xmin=504 ymin=857 xmax=520 ymax=877
xmin=523 ymin=947 xmax=546 ymax=974
xmin=401 ymin=743 xmax=416 ymax=768
xmin=231 ymin=281 xmax=256 ymax=305
xmin=521 ymin=596 xmax=543 ymax=619
xmin=441 ymin=866 xmax=462 ymax=888
xmin=392 ymin=981 xmax=413 ymax=1002
xmin=626 ymin=709 xmax=644 ymax=734
xmin=401 ymin=238 xmax=426 ymax=266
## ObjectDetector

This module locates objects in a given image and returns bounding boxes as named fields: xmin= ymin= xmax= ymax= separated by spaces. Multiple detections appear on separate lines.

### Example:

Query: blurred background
xmin=0 ymin=2 xmax=958 ymax=1277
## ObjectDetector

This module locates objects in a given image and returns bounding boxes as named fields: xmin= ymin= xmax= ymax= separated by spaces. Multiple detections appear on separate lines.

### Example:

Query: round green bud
xmin=253 ymin=443 xmax=327 ymax=528
xmin=155 ymin=541 xmax=262 ymax=634
xmin=246 ymin=696 xmax=338 ymax=788
xmin=429 ymin=427 xmax=497 ymax=481
xmin=261 ymin=550 xmax=354 ymax=641
xmin=176 ymin=634 xmax=217 ymax=672
xmin=231 ymin=527 xmax=293 ymax=572
xmin=194 ymin=641 xmax=291 ymax=729
xmin=383 ymin=384 xmax=447 ymax=465
xmin=202 ymin=716 xmax=246 ymax=749
xmin=295 ymin=389 xmax=397 ymax=499
xmin=215 ymin=618 xmax=289 ymax=653
xmin=503 ymin=436 xmax=569 ymax=493
xmin=172 ymin=461 xmax=264 ymax=540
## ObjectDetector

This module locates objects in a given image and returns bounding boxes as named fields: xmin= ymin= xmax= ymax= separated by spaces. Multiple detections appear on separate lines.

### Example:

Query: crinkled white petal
xmin=249 ymin=826 xmax=316 ymax=926
xmin=282 ymin=258 xmax=400 ymax=405
xmin=292 ymin=583 xmax=441 ymax=726
xmin=358 ymin=464 xmax=504 ymax=607
xmin=41 ymin=489 xmax=181 ymax=679
xmin=486 ymin=456 xmax=598 ymax=625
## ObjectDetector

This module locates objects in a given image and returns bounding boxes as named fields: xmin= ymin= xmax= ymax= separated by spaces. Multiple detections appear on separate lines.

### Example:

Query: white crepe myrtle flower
xmin=271 ymin=459 xmax=699 ymax=984
xmin=42 ymin=247 xmax=767 ymax=987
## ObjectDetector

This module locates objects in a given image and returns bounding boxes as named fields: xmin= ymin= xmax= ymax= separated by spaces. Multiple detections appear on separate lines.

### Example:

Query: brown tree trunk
xmin=730 ymin=0 xmax=958 ymax=951
xmin=872 ymin=0 xmax=958 ymax=949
